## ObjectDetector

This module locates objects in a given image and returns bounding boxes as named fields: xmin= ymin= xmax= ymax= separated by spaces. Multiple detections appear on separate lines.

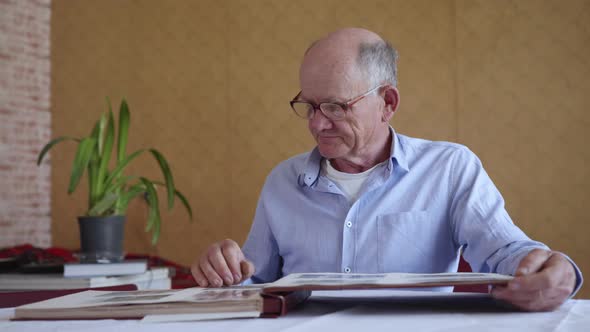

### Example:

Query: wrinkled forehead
xmin=299 ymin=51 xmax=367 ymax=102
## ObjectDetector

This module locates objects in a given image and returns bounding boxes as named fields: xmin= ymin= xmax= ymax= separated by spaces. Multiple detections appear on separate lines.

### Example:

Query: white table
xmin=1 ymin=291 xmax=588 ymax=332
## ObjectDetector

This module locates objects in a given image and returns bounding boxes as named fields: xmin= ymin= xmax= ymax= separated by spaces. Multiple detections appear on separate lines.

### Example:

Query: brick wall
xmin=0 ymin=0 xmax=51 ymax=248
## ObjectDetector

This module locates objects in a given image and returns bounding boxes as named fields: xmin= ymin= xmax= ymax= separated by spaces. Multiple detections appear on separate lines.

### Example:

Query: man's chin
xmin=317 ymin=145 xmax=345 ymax=159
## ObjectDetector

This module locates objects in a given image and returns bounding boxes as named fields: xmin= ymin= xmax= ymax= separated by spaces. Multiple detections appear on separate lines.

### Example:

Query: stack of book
xmin=11 ymin=272 xmax=513 ymax=321
xmin=0 ymin=260 xmax=171 ymax=291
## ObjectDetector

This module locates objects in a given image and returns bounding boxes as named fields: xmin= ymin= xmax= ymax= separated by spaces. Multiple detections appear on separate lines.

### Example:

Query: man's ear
xmin=382 ymin=86 xmax=400 ymax=122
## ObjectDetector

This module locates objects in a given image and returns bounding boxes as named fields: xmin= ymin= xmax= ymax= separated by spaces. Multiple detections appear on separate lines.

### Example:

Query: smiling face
xmin=299 ymin=31 xmax=395 ymax=171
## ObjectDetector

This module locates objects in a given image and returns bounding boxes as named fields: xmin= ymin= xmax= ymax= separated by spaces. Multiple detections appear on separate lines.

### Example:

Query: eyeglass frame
xmin=289 ymin=84 xmax=386 ymax=121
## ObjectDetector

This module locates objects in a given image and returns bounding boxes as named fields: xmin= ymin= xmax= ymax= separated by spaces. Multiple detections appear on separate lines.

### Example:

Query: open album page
xmin=266 ymin=272 xmax=513 ymax=289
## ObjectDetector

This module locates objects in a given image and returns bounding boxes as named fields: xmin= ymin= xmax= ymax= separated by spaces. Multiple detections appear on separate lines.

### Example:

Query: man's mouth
xmin=317 ymin=135 xmax=340 ymax=143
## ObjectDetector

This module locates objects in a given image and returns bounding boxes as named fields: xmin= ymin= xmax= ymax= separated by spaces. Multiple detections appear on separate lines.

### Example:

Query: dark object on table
xmin=0 ymin=246 xmax=67 ymax=274
xmin=17 ymin=262 xmax=64 ymax=274
xmin=0 ymin=257 xmax=19 ymax=272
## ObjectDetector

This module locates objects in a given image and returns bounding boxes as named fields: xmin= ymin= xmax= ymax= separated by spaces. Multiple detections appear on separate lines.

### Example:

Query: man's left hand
xmin=492 ymin=249 xmax=576 ymax=311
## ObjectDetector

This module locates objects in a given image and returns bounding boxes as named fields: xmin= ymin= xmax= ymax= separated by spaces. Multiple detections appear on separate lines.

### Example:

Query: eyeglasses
xmin=289 ymin=85 xmax=385 ymax=121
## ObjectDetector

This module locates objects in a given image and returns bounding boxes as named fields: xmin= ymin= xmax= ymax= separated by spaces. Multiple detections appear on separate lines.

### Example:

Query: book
xmin=13 ymin=285 xmax=310 ymax=320
xmin=63 ymin=260 xmax=148 ymax=277
xmin=12 ymin=272 xmax=511 ymax=321
xmin=307 ymin=289 xmax=518 ymax=312
xmin=263 ymin=272 xmax=513 ymax=292
xmin=0 ymin=284 xmax=138 ymax=309
xmin=0 ymin=267 xmax=170 ymax=290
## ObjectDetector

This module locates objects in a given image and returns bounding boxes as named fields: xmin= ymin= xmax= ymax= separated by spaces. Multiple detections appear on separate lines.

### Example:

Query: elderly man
xmin=191 ymin=28 xmax=582 ymax=311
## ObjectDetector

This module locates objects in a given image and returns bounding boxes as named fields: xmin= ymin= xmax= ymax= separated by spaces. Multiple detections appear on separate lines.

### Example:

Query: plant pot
xmin=77 ymin=215 xmax=126 ymax=263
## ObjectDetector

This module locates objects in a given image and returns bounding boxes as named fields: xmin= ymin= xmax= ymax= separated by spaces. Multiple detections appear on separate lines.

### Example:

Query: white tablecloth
xmin=1 ymin=291 xmax=588 ymax=332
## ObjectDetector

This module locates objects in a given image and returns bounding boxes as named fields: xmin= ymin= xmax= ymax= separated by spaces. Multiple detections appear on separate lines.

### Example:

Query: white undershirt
xmin=322 ymin=159 xmax=387 ymax=203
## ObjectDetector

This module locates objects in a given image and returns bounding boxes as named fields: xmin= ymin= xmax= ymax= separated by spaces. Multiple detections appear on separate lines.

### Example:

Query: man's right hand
xmin=190 ymin=239 xmax=255 ymax=287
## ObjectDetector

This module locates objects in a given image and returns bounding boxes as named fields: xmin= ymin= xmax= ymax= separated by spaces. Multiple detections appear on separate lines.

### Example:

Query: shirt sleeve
xmin=448 ymin=147 xmax=583 ymax=295
xmin=241 ymin=188 xmax=282 ymax=284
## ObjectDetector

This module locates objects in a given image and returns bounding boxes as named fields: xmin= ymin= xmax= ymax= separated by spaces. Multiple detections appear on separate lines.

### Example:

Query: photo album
xmin=12 ymin=272 xmax=513 ymax=321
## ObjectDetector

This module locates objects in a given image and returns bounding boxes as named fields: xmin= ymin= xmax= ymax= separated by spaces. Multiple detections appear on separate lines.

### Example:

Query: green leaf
xmin=37 ymin=136 xmax=80 ymax=165
xmin=87 ymin=121 xmax=102 ymax=206
xmin=149 ymin=149 xmax=175 ymax=209
xmin=117 ymin=99 xmax=130 ymax=163
xmin=88 ymin=159 xmax=98 ymax=207
xmin=140 ymin=177 xmax=161 ymax=244
xmin=96 ymin=110 xmax=115 ymax=196
xmin=68 ymin=137 xmax=96 ymax=194
xmin=90 ymin=121 xmax=99 ymax=138
xmin=88 ymin=192 xmax=118 ymax=216
xmin=116 ymin=183 xmax=146 ymax=214
xmin=97 ymin=111 xmax=108 ymax=155
xmin=89 ymin=120 xmax=101 ymax=164
xmin=152 ymin=181 xmax=193 ymax=221
xmin=105 ymin=175 xmax=136 ymax=194
xmin=107 ymin=175 xmax=135 ymax=214
xmin=103 ymin=149 xmax=145 ymax=189
xmin=173 ymin=189 xmax=193 ymax=221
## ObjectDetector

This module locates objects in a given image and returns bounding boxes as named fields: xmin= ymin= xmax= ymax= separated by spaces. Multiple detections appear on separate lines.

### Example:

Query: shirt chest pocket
xmin=376 ymin=210 xmax=441 ymax=273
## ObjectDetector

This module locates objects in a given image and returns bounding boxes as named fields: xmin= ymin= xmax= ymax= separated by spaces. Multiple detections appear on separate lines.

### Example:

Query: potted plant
xmin=37 ymin=98 xmax=192 ymax=263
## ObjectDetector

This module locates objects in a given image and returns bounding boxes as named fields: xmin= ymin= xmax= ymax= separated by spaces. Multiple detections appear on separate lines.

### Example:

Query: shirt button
xmin=344 ymin=267 xmax=351 ymax=273
xmin=346 ymin=221 xmax=352 ymax=228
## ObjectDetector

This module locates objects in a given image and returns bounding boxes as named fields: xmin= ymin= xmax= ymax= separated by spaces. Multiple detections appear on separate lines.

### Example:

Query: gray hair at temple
xmin=357 ymin=40 xmax=398 ymax=87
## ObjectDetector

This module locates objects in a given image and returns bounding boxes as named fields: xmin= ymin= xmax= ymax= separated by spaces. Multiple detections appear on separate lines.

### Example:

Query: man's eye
xmin=322 ymin=104 xmax=342 ymax=113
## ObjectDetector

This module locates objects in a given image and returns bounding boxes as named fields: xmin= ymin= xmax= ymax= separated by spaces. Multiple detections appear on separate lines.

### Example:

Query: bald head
xmin=301 ymin=28 xmax=398 ymax=92
xmin=305 ymin=28 xmax=384 ymax=56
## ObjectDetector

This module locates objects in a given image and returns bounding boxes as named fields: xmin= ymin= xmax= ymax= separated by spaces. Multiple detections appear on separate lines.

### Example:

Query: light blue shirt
xmin=242 ymin=129 xmax=582 ymax=292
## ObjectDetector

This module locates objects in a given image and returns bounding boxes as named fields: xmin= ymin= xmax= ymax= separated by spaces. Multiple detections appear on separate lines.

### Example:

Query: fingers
xmin=240 ymin=260 xmax=255 ymax=281
xmin=519 ymin=253 xmax=576 ymax=296
xmin=514 ymin=249 xmax=551 ymax=276
xmin=221 ymin=240 xmax=245 ymax=283
xmin=510 ymin=253 xmax=574 ymax=294
xmin=190 ymin=261 xmax=209 ymax=287
xmin=208 ymin=246 xmax=234 ymax=286
xmin=492 ymin=250 xmax=576 ymax=311
xmin=190 ymin=239 xmax=254 ymax=288
xmin=493 ymin=285 xmax=565 ymax=311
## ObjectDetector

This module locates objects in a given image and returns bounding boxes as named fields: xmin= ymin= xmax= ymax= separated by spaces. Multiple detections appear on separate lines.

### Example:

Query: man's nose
xmin=308 ymin=107 xmax=333 ymax=131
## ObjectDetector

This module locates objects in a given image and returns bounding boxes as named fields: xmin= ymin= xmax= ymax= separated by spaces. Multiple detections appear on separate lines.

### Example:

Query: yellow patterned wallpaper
xmin=51 ymin=0 xmax=589 ymax=297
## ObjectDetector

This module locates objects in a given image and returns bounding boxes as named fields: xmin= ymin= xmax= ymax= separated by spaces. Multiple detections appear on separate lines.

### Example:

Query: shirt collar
xmin=390 ymin=127 xmax=410 ymax=173
xmin=299 ymin=126 xmax=409 ymax=187
xmin=299 ymin=147 xmax=323 ymax=187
